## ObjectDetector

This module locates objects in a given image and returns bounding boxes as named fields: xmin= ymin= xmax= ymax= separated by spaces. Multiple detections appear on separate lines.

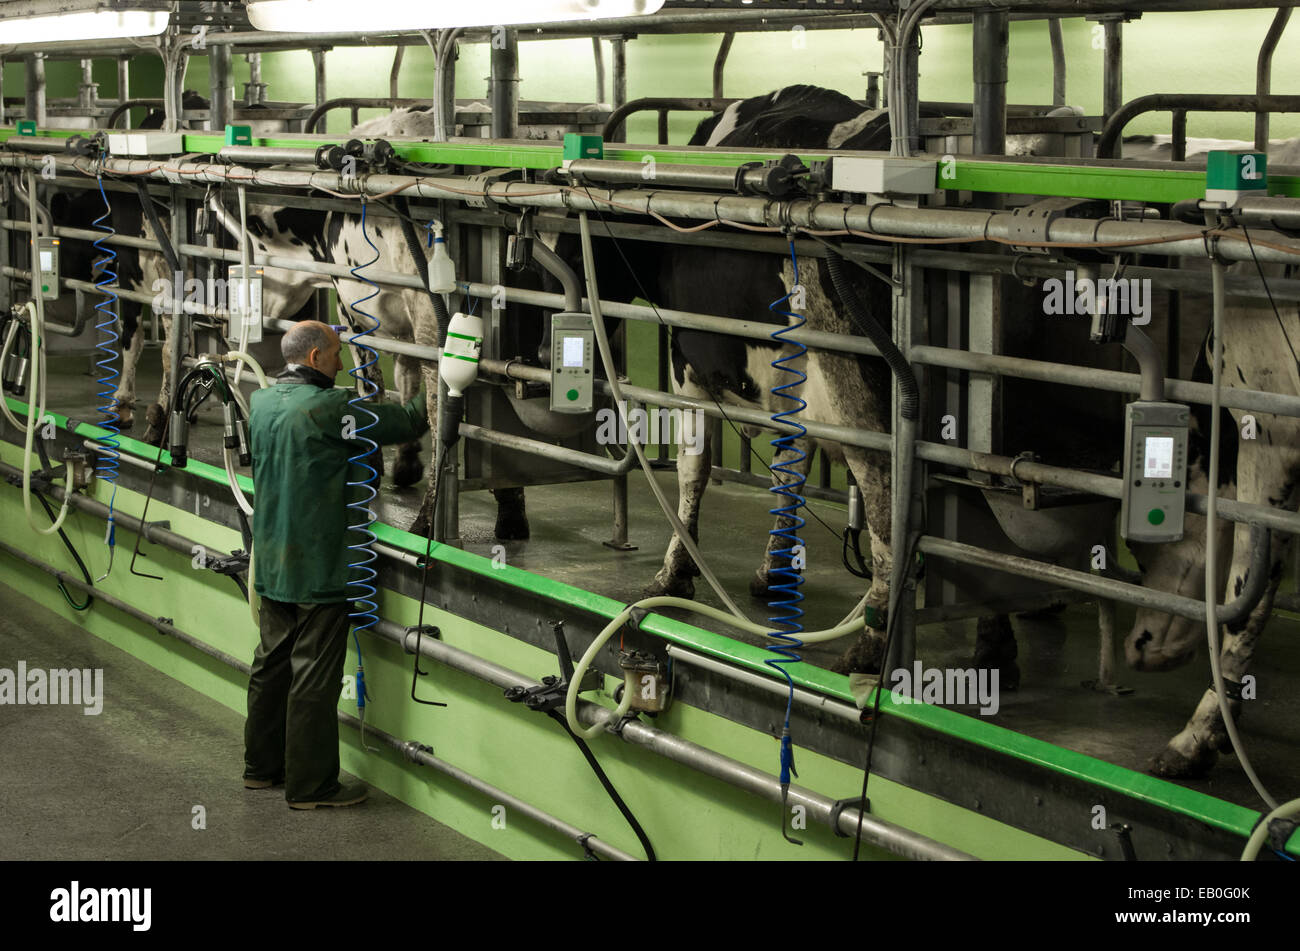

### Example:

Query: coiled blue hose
xmin=767 ymin=240 xmax=807 ymax=840
xmin=345 ymin=199 xmax=383 ymax=711
xmin=91 ymin=174 xmax=121 ymax=575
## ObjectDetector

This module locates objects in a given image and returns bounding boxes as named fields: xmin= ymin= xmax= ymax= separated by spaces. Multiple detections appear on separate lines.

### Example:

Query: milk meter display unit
xmin=1120 ymin=400 xmax=1190 ymax=543
xmin=550 ymin=312 xmax=594 ymax=413
xmin=34 ymin=236 xmax=59 ymax=301
xmin=227 ymin=265 xmax=264 ymax=345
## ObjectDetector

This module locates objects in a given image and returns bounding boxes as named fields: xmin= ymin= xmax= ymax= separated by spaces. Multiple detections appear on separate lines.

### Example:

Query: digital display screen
xmin=1144 ymin=436 xmax=1174 ymax=479
xmin=562 ymin=336 xmax=585 ymax=369
xmin=39 ymin=250 xmax=54 ymax=272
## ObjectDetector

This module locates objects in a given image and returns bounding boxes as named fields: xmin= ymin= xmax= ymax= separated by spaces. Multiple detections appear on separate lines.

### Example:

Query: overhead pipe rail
xmin=1097 ymin=94 xmax=1300 ymax=159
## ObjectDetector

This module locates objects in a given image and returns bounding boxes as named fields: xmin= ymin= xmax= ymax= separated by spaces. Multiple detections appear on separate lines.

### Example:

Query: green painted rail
xmin=5 ymin=126 xmax=1300 ymax=202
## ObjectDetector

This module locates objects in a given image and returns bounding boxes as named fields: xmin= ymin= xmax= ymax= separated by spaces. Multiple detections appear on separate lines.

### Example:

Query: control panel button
xmin=1147 ymin=508 xmax=1165 ymax=525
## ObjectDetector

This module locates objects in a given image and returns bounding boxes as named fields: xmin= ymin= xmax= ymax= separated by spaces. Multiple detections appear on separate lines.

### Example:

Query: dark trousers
xmin=244 ymin=598 xmax=351 ymax=802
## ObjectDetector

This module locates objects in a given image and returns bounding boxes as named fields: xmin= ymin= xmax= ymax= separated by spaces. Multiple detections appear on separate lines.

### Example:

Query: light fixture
xmin=245 ymin=0 xmax=666 ymax=32
xmin=0 ymin=1 xmax=171 ymax=44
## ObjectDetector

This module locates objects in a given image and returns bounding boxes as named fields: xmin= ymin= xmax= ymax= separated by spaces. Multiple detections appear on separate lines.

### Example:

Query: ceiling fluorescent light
xmin=0 ymin=6 xmax=170 ymax=44
xmin=246 ymin=0 xmax=666 ymax=32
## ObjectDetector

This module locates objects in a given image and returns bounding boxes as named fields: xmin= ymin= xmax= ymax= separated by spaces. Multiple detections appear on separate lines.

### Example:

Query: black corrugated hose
xmin=824 ymin=250 xmax=918 ymax=421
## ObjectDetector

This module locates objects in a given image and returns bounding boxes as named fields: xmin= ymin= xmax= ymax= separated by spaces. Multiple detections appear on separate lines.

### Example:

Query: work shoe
xmin=287 ymin=781 xmax=369 ymax=810
xmin=243 ymin=775 xmax=285 ymax=789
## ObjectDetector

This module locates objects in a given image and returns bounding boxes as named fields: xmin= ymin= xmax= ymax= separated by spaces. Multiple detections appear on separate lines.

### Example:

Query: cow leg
xmin=142 ymin=311 xmax=173 ymax=446
xmin=644 ymin=386 xmax=713 ymax=599
xmin=391 ymin=352 xmax=424 ymax=488
xmin=749 ymin=437 xmax=816 ymax=598
xmin=973 ymin=614 xmax=1021 ymax=692
xmin=112 ymin=306 xmax=143 ymax=428
xmin=1151 ymin=454 xmax=1298 ymax=778
xmin=831 ymin=445 xmax=891 ymax=674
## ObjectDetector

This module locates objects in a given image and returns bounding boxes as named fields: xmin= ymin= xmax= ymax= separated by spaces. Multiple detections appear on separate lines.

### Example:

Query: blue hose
xmin=91 ymin=174 xmax=121 ymax=571
xmin=767 ymin=240 xmax=807 ymax=839
xmin=345 ymin=200 xmax=383 ymax=710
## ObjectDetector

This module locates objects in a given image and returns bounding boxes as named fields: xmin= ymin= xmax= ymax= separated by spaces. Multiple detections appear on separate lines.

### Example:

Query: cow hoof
xmin=831 ymin=633 xmax=885 ymax=676
xmin=1150 ymin=744 xmax=1218 ymax=779
xmin=643 ymin=571 xmax=695 ymax=601
xmin=748 ymin=574 xmax=779 ymax=600
xmin=392 ymin=453 xmax=423 ymax=488
xmin=973 ymin=615 xmax=1020 ymax=691
xmin=112 ymin=401 xmax=134 ymax=428
xmin=143 ymin=403 xmax=167 ymax=447
xmin=494 ymin=512 xmax=531 ymax=541
xmin=491 ymin=488 xmax=529 ymax=540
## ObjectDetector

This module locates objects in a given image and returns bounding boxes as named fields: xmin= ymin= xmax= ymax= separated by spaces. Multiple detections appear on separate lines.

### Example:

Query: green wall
xmin=9 ymin=12 xmax=1295 ymax=141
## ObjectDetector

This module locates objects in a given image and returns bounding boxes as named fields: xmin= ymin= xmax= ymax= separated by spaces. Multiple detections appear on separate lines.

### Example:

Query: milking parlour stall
xmin=0 ymin=0 xmax=1296 ymax=930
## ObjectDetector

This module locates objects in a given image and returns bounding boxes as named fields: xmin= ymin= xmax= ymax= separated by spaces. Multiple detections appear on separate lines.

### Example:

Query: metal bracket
xmin=829 ymin=796 xmax=870 ymax=837
xmin=1005 ymin=196 xmax=1108 ymax=254
xmin=1109 ymin=822 xmax=1138 ymax=861
xmin=402 ymin=624 xmax=441 ymax=652
xmin=465 ymin=167 xmax=524 ymax=210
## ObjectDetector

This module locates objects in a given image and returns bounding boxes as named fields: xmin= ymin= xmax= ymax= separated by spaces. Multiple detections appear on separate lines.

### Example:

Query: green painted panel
xmin=0 ymin=396 xmax=1270 ymax=840
xmin=8 ymin=127 xmax=1299 ymax=202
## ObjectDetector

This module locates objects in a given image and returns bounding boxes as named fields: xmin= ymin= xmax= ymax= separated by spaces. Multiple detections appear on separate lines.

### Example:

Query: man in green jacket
xmin=243 ymin=320 xmax=429 ymax=809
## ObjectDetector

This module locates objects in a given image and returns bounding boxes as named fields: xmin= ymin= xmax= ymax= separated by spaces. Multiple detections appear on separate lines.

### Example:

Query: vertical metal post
xmin=311 ymin=49 xmax=327 ymax=108
xmin=972 ymin=12 xmax=1008 ymax=158
xmin=967 ymin=273 xmax=1002 ymax=458
xmin=168 ymin=184 xmax=188 ymax=446
xmin=712 ymin=32 xmax=734 ymax=100
xmin=901 ymin=23 xmax=921 ymax=153
xmin=1255 ymin=7 xmax=1292 ymax=152
xmin=656 ymin=323 xmax=669 ymax=463
xmin=605 ymin=474 xmax=635 ymax=551
xmin=1097 ymin=599 xmax=1117 ymax=689
xmin=1048 ymin=18 xmax=1066 ymax=106
xmin=489 ymin=29 xmax=519 ymax=140
xmin=592 ymin=38 xmax=606 ymax=105
xmin=209 ymin=43 xmax=231 ymax=131
xmin=1171 ymin=109 xmax=1187 ymax=162
xmin=116 ymin=56 xmax=129 ymax=104
xmin=244 ymin=52 xmax=264 ymax=106
xmin=0 ymin=57 xmax=6 ymax=125
xmin=79 ymin=58 xmax=97 ymax=109
xmin=390 ymin=45 xmax=404 ymax=101
xmin=710 ymin=417 xmax=723 ymax=485
xmin=657 ymin=110 xmax=669 ymax=145
xmin=612 ymin=37 xmax=627 ymax=109
xmin=1102 ymin=18 xmax=1123 ymax=123
xmin=25 ymin=54 xmax=47 ymax=126
xmin=885 ymin=243 xmax=923 ymax=675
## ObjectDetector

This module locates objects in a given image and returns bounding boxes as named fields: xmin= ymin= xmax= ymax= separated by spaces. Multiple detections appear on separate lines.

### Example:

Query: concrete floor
xmin=0 ymin=585 xmax=504 ymax=861
xmin=33 ymin=350 xmax=1300 ymax=812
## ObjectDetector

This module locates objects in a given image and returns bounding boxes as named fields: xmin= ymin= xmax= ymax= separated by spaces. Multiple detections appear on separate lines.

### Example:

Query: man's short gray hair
xmin=281 ymin=321 xmax=333 ymax=365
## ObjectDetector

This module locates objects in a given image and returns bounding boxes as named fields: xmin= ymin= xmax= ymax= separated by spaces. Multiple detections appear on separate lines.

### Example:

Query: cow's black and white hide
xmin=561 ymin=85 xmax=897 ymax=672
xmin=1125 ymin=270 xmax=1299 ymax=779
xmin=1109 ymin=137 xmax=1300 ymax=778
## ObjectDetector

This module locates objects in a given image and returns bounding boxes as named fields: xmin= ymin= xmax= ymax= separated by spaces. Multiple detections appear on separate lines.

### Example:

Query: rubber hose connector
xmin=824 ymin=250 xmax=918 ymax=421
xmin=439 ymin=393 xmax=464 ymax=447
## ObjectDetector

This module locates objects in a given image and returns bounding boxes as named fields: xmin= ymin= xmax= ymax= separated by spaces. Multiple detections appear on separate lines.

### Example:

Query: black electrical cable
xmin=842 ymin=527 xmax=871 ymax=579
xmin=30 ymin=435 xmax=95 ymax=610
xmin=852 ymin=531 xmax=921 ymax=861
xmin=33 ymin=487 xmax=94 ymax=611
xmin=545 ymin=709 xmax=657 ymax=862
xmin=132 ymin=180 xmax=181 ymax=278
xmin=409 ymin=448 xmax=451 ymax=708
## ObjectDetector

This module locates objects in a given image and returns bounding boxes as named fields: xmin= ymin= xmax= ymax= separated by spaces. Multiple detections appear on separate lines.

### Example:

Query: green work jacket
xmin=250 ymin=365 xmax=429 ymax=603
